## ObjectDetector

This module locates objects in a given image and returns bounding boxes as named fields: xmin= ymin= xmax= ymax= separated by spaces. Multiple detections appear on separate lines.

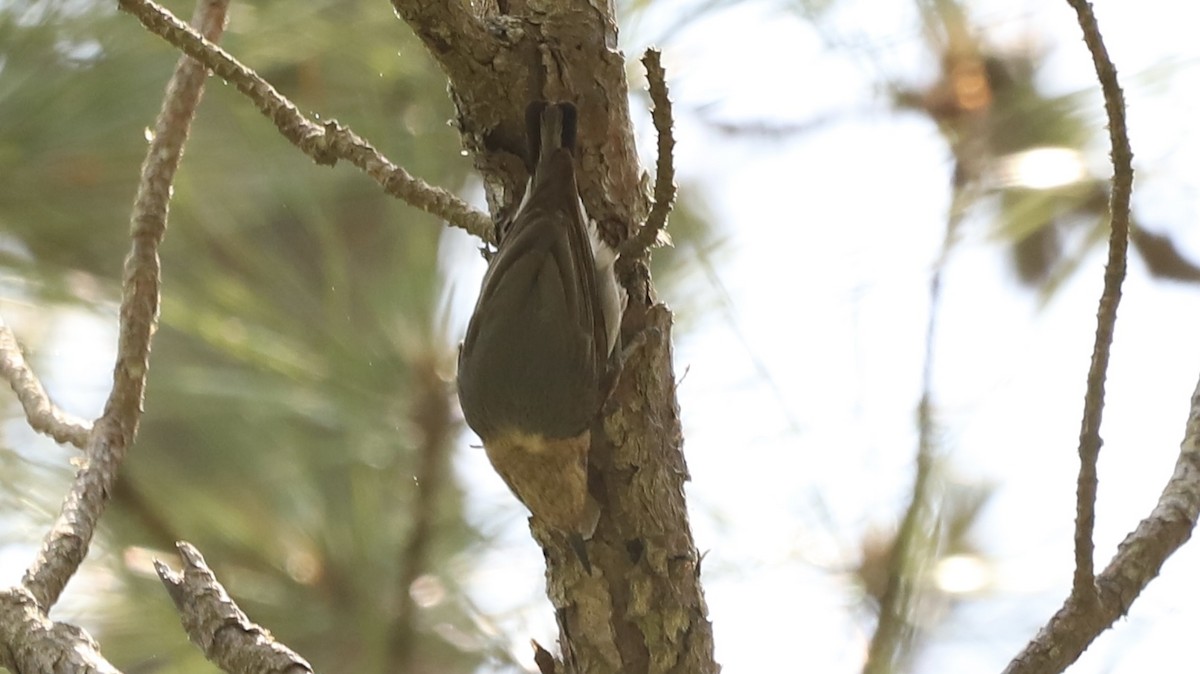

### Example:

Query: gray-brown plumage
xmin=457 ymin=101 xmax=618 ymax=541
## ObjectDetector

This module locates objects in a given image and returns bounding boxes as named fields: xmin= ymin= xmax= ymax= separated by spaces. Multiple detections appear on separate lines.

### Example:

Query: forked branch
xmin=20 ymin=0 xmax=226 ymax=611
xmin=1004 ymin=3 xmax=1193 ymax=673
xmin=117 ymin=0 xmax=493 ymax=241
xmin=0 ymin=1 xmax=229 ymax=668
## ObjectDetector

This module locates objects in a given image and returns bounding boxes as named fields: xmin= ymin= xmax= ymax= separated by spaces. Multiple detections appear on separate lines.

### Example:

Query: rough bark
xmin=532 ymin=305 xmax=712 ymax=674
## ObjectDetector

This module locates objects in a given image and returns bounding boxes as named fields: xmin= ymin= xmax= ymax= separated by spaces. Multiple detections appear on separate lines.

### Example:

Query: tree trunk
xmin=391 ymin=2 xmax=717 ymax=672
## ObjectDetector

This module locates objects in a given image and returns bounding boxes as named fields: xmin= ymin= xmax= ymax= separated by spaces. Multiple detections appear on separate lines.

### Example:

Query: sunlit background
xmin=3 ymin=0 xmax=1200 ymax=672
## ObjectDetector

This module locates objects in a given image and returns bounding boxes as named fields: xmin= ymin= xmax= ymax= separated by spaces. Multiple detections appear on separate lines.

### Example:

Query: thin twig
xmin=116 ymin=0 xmax=494 ymax=242
xmin=532 ymin=639 xmax=559 ymax=674
xmin=1004 ymin=375 xmax=1200 ymax=674
xmin=1067 ymin=0 xmax=1133 ymax=599
xmin=862 ymin=429 xmax=936 ymax=674
xmin=862 ymin=178 xmax=969 ymax=674
xmin=0 ymin=320 xmax=92 ymax=449
xmin=156 ymin=542 xmax=315 ymax=674
xmin=621 ymin=48 xmax=676 ymax=258
xmin=19 ymin=0 xmax=226 ymax=611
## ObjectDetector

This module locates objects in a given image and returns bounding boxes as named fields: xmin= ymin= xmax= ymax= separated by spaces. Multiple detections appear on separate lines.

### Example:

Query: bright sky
xmin=448 ymin=0 xmax=1200 ymax=672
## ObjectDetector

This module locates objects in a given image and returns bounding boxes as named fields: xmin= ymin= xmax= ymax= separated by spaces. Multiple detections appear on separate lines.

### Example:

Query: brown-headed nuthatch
xmin=457 ymin=101 xmax=622 ymax=554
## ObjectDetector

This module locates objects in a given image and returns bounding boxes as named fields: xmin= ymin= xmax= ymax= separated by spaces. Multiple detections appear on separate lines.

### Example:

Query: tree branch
xmin=156 ymin=542 xmax=315 ymax=674
xmin=387 ymin=356 xmax=453 ymax=671
xmin=1067 ymin=0 xmax=1133 ymax=597
xmin=621 ymin=48 xmax=676 ymax=259
xmin=1005 ymin=375 xmax=1200 ymax=674
xmin=1002 ymin=4 xmax=1177 ymax=672
xmin=0 ymin=587 xmax=123 ymax=674
xmin=388 ymin=0 xmax=493 ymax=86
xmin=863 ymin=164 xmax=972 ymax=674
xmin=0 ymin=320 xmax=92 ymax=450
xmin=862 ymin=373 xmax=937 ymax=674
xmin=116 ymin=0 xmax=494 ymax=242
xmin=20 ymin=0 xmax=226 ymax=612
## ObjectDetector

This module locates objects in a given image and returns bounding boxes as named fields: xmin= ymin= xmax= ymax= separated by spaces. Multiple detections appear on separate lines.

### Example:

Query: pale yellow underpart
xmin=484 ymin=429 xmax=599 ymax=538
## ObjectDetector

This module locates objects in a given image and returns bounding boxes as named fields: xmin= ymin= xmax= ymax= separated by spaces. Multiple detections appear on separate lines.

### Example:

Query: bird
xmin=457 ymin=100 xmax=622 ymax=564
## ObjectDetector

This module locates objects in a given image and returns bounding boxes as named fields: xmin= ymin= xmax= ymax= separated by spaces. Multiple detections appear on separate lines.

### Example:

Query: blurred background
xmin=3 ymin=0 xmax=1200 ymax=672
